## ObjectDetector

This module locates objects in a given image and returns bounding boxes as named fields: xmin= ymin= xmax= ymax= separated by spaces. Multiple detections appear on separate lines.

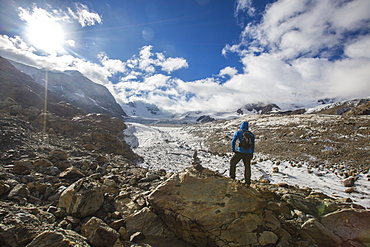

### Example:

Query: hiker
xmin=230 ymin=121 xmax=255 ymax=186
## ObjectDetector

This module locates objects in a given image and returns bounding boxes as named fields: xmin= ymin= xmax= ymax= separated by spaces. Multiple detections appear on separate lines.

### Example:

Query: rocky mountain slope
xmin=8 ymin=58 xmax=126 ymax=118
xmin=307 ymin=98 xmax=370 ymax=115
xmin=1 ymin=94 xmax=370 ymax=246
xmin=0 ymin=56 xmax=66 ymax=115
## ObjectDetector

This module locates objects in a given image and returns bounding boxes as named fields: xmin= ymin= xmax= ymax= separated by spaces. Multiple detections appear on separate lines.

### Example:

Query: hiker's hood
xmin=240 ymin=121 xmax=249 ymax=131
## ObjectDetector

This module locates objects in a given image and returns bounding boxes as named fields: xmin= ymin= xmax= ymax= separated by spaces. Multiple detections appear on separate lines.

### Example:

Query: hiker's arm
xmin=251 ymin=133 xmax=256 ymax=153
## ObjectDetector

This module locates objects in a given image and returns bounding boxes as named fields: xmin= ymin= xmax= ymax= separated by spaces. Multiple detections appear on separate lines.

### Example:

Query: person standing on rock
xmin=230 ymin=121 xmax=255 ymax=186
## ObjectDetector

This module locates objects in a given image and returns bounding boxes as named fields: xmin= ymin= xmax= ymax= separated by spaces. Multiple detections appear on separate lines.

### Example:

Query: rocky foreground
xmin=1 ymin=98 xmax=370 ymax=247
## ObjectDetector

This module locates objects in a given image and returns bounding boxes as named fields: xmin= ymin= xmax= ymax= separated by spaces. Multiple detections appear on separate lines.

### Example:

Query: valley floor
xmin=125 ymin=115 xmax=370 ymax=209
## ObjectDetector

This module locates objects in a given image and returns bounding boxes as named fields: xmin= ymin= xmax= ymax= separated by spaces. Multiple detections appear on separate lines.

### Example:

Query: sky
xmin=0 ymin=0 xmax=369 ymax=114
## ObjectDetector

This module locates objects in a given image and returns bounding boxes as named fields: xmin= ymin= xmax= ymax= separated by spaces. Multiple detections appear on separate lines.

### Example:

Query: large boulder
xmin=0 ymin=181 xmax=11 ymax=196
xmin=301 ymin=218 xmax=342 ymax=247
xmin=321 ymin=209 xmax=370 ymax=245
xmin=301 ymin=209 xmax=370 ymax=247
xmin=7 ymin=184 xmax=30 ymax=202
xmin=0 ymin=210 xmax=41 ymax=246
xmin=81 ymin=217 xmax=119 ymax=247
xmin=125 ymin=207 xmax=176 ymax=239
xmin=148 ymin=167 xmax=268 ymax=246
xmin=26 ymin=229 xmax=90 ymax=247
xmin=0 ymin=203 xmax=56 ymax=247
xmin=58 ymin=178 xmax=104 ymax=217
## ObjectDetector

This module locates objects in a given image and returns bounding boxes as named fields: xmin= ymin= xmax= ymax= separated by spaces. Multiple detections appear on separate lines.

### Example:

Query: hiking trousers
xmin=230 ymin=152 xmax=253 ymax=184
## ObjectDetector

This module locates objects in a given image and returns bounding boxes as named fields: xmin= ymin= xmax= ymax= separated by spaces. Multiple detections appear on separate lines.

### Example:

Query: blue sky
xmin=0 ymin=0 xmax=369 ymax=113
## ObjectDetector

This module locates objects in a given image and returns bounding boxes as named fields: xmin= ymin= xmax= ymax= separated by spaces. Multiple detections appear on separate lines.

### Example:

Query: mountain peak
xmin=7 ymin=58 xmax=127 ymax=118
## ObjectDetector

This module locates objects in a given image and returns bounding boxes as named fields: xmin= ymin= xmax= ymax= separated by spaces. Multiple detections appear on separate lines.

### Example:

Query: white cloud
xmin=73 ymin=59 xmax=112 ymax=85
xmin=234 ymin=0 xmax=255 ymax=26
xmin=90 ymin=48 xmax=188 ymax=108
xmin=68 ymin=3 xmax=102 ymax=27
xmin=324 ymin=59 xmax=370 ymax=99
xmin=137 ymin=46 xmax=156 ymax=73
xmin=219 ymin=66 xmax=238 ymax=77
xmin=117 ymin=45 xmax=188 ymax=76
xmin=0 ymin=35 xmax=34 ymax=53
xmin=19 ymin=3 xmax=101 ymax=29
xmin=258 ymin=1 xmax=337 ymax=58
xmin=65 ymin=40 xmax=75 ymax=47
xmin=345 ymin=36 xmax=370 ymax=59
xmin=235 ymin=0 xmax=254 ymax=14
xmin=230 ymin=0 xmax=369 ymax=61
xmin=139 ymin=45 xmax=188 ymax=73
xmin=221 ymin=0 xmax=370 ymax=109
xmin=161 ymin=57 xmax=189 ymax=73
xmin=98 ymin=52 xmax=127 ymax=74
xmin=331 ymin=0 xmax=370 ymax=30
xmin=18 ymin=5 xmax=70 ymax=24
xmin=0 ymin=34 xmax=73 ymax=69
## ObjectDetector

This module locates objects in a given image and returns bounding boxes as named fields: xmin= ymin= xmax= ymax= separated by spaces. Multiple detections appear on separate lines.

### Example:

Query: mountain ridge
xmin=3 ymin=57 xmax=369 ymax=123
xmin=8 ymin=58 xmax=126 ymax=118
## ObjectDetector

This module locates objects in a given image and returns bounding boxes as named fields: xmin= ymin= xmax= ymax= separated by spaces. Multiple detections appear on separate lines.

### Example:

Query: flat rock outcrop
xmin=149 ymin=167 xmax=267 ymax=246
xmin=148 ymin=166 xmax=370 ymax=247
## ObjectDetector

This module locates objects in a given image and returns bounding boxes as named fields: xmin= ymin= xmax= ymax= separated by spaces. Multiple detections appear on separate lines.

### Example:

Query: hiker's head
xmin=240 ymin=121 xmax=249 ymax=131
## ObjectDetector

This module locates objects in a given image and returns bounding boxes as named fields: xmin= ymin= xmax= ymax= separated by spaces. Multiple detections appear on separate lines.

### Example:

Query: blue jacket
xmin=231 ymin=121 xmax=255 ymax=153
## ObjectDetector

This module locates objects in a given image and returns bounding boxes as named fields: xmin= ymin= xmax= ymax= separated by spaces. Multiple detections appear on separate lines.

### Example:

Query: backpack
xmin=239 ymin=130 xmax=253 ymax=149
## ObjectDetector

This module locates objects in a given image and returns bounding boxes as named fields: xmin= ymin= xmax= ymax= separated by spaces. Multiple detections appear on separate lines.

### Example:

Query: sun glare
xmin=26 ymin=20 xmax=65 ymax=55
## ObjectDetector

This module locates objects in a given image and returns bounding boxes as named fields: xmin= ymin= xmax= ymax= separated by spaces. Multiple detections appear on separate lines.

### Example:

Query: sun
xmin=26 ymin=20 xmax=65 ymax=55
